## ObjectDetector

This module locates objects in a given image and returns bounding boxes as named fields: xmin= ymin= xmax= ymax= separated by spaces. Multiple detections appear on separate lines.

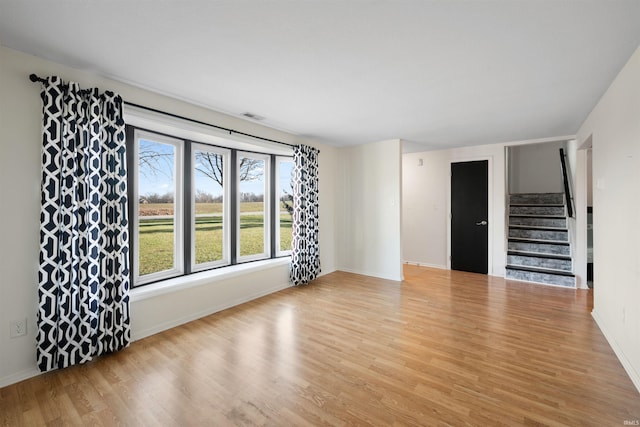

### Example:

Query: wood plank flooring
xmin=2 ymin=266 xmax=639 ymax=426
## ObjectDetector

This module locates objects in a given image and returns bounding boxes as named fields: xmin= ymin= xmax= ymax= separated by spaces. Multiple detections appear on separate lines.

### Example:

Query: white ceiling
xmin=1 ymin=1 xmax=639 ymax=151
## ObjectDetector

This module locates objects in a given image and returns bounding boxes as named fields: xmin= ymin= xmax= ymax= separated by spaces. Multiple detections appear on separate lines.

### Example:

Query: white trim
xmin=592 ymin=310 xmax=640 ymax=393
xmin=447 ymin=156 xmax=494 ymax=275
xmin=0 ymin=368 xmax=42 ymax=389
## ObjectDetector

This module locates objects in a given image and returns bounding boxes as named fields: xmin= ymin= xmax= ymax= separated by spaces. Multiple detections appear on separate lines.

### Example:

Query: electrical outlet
xmin=10 ymin=319 xmax=27 ymax=338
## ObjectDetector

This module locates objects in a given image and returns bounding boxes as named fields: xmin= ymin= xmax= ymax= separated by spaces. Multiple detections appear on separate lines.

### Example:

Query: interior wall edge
xmin=592 ymin=310 xmax=640 ymax=393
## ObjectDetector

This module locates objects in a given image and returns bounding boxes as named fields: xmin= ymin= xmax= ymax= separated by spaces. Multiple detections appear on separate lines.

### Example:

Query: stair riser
xmin=509 ymin=217 xmax=567 ymax=228
xmin=509 ymin=229 xmax=568 ymax=241
xmin=508 ymin=241 xmax=571 ymax=256
xmin=506 ymin=268 xmax=575 ymax=287
xmin=510 ymin=193 xmax=564 ymax=204
xmin=507 ymin=255 xmax=572 ymax=272
xmin=510 ymin=206 xmax=565 ymax=216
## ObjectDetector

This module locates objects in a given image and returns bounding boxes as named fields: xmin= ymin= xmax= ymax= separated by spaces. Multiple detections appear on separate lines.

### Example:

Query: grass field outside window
xmin=139 ymin=202 xmax=292 ymax=275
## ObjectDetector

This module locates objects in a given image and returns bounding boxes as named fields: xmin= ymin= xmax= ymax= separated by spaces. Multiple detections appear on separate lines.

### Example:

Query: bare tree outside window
xmin=194 ymin=153 xmax=264 ymax=186
xmin=138 ymin=140 xmax=174 ymax=180
xmin=139 ymin=149 xmax=264 ymax=186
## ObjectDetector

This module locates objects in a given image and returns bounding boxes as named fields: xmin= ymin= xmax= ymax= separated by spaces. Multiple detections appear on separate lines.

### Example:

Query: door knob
xmin=475 ymin=220 xmax=488 ymax=226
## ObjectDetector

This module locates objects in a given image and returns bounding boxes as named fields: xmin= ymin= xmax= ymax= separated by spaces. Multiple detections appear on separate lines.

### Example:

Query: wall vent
xmin=241 ymin=112 xmax=266 ymax=121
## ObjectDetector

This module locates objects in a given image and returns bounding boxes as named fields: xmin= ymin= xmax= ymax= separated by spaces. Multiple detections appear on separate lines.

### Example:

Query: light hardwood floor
xmin=1 ymin=266 xmax=639 ymax=426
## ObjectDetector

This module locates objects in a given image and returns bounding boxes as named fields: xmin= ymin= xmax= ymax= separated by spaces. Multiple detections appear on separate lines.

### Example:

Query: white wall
xmin=575 ymin=45 xmax=640 ymax=392
xmin=508 ymin=141 xmax=566 ymax=194
xmin=0 ymin=46 xmax=338 ymax=387
xmin=336 ymin=139 xmax=403 ymax=281
xmin=403 ymin=143 xmax=507 ymax=276
xmin=402 ymin=151 xmax=449 ymax=269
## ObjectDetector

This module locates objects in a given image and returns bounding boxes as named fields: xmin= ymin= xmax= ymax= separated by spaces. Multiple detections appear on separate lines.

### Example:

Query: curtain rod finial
xmin=29 ymin=74 xmax=39 ymax=82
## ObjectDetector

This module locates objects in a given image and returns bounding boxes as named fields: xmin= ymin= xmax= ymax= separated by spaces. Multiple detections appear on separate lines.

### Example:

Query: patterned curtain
xmin=37 ymin=76 xmax=130 ymax=372
xmin=290 ymin=145 xmax=321 ymax=285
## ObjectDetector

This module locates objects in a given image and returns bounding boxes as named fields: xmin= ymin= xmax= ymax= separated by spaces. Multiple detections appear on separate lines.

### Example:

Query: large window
xmin=127 ymin=124 xmax=292 ymax=287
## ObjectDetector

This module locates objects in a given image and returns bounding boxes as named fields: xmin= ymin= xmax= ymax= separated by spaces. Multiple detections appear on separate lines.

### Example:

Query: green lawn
xmin=140 ymin=202 xmax=285 ymax=216
xmin=138 ymin=210 xmax=292 ymax=276
xmin=138 ymin=218 xmax=175 ymax=276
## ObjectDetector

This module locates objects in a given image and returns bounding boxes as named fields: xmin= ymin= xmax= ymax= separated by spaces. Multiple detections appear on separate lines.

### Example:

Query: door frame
xmin=573 ymin=136 xmax=591 ymax=289
xmin=447 ymin=156 xmax=493 ymax=275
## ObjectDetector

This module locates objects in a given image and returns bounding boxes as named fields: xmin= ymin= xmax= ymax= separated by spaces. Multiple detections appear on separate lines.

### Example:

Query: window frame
xmin=190 ymin=143 xmax=232 ymax=272
xmin=236 ymin=151 xmax=271 ymax=263
xmin=275 ymin=156 xmax=294 ymax=257
xmin=132 ymin=129 xmax=185 ymax=286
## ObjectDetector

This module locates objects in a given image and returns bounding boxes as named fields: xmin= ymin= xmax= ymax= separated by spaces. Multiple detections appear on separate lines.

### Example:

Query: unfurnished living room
xmin=1 ymin=1 xmax=639 ymax=425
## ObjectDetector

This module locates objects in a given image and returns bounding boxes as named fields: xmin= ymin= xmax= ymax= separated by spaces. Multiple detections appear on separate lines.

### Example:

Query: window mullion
xmin=184 ymin=140 xmax=192 ymax=275
xmin=230 ymin=150 xmax=238 ymax=265
xmin=125 ymin=125 xmax=136 ymax=285
xmin=270 ymin=155 xmax=277 ymax=258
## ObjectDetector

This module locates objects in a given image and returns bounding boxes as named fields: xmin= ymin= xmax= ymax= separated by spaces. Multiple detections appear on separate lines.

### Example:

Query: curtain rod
xmin=29 ymin=73 xmax=298 ymax=149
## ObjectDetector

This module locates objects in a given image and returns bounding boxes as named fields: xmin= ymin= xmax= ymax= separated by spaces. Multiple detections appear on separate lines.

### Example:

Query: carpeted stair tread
xmin=506 ymin=264 xmax=575 ymax=277
xmin=508 ymin=225 xmax=568 ymax=231
xmin=507 ymin=253 xmax=572 ymax=272
xmin=508 ymin=240 xmax=571 ymax=257
xmin=510 ymin=203 xmax=564 ymax=207
xmin=508 ymin=228 xmax=569 ymax=241
xmin=509 ymin=193 xmax=564 ymax=205
xmin=508 ymin=237 xmax=570 ymax=245
xmin=505 ymin=267 xmax=576 ymax=287
xmin=509 ymin=206 xmax=566 ymax=215
xmin=509 ymin=214 xmax=566 ymax=219
xmin=507 ymin=250 xmax=571 ymax=261
xmin=508 ymin=237 xmax=569 ymax=244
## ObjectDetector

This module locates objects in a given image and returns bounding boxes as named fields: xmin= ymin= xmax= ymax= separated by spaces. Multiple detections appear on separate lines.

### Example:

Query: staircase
xmin=506 ymin=193 xmax=575 ymax=287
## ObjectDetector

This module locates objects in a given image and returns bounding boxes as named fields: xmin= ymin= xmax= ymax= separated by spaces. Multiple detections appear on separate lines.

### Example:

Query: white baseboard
xmin=1 ymin=282 xmax=292 ymax=389
xmin=592 ymin=310 xmax=640 ymax=393
xmin=0 ymin=367 xmax=40 ymax=389
xmin=336 ymin=267 xmax=402 ymax=282
xmin=131 ymin=281 xmax=292 ymax=341
xmin=402 ymin=260 xmax=448 ymax=270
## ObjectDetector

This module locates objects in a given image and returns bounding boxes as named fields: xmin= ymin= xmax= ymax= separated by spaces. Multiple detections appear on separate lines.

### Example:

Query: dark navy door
xmin=451 ymin=160 xmax=488 ymax=274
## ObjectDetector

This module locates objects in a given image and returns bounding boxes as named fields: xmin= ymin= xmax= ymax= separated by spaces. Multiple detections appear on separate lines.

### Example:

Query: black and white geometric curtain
xmin=290 ymin=144 xmax=321 ymax=286
xmin=36 ymin=76 xmax=130 ymax=372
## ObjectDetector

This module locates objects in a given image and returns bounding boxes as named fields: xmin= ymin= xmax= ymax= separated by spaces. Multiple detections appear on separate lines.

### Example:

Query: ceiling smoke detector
xmin=241 ymin=112 xmax=266 ymax=121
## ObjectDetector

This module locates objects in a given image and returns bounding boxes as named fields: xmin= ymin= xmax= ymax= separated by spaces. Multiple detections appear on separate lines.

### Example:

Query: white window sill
xmin=130 ymin=257 xmax=291 ymax=302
